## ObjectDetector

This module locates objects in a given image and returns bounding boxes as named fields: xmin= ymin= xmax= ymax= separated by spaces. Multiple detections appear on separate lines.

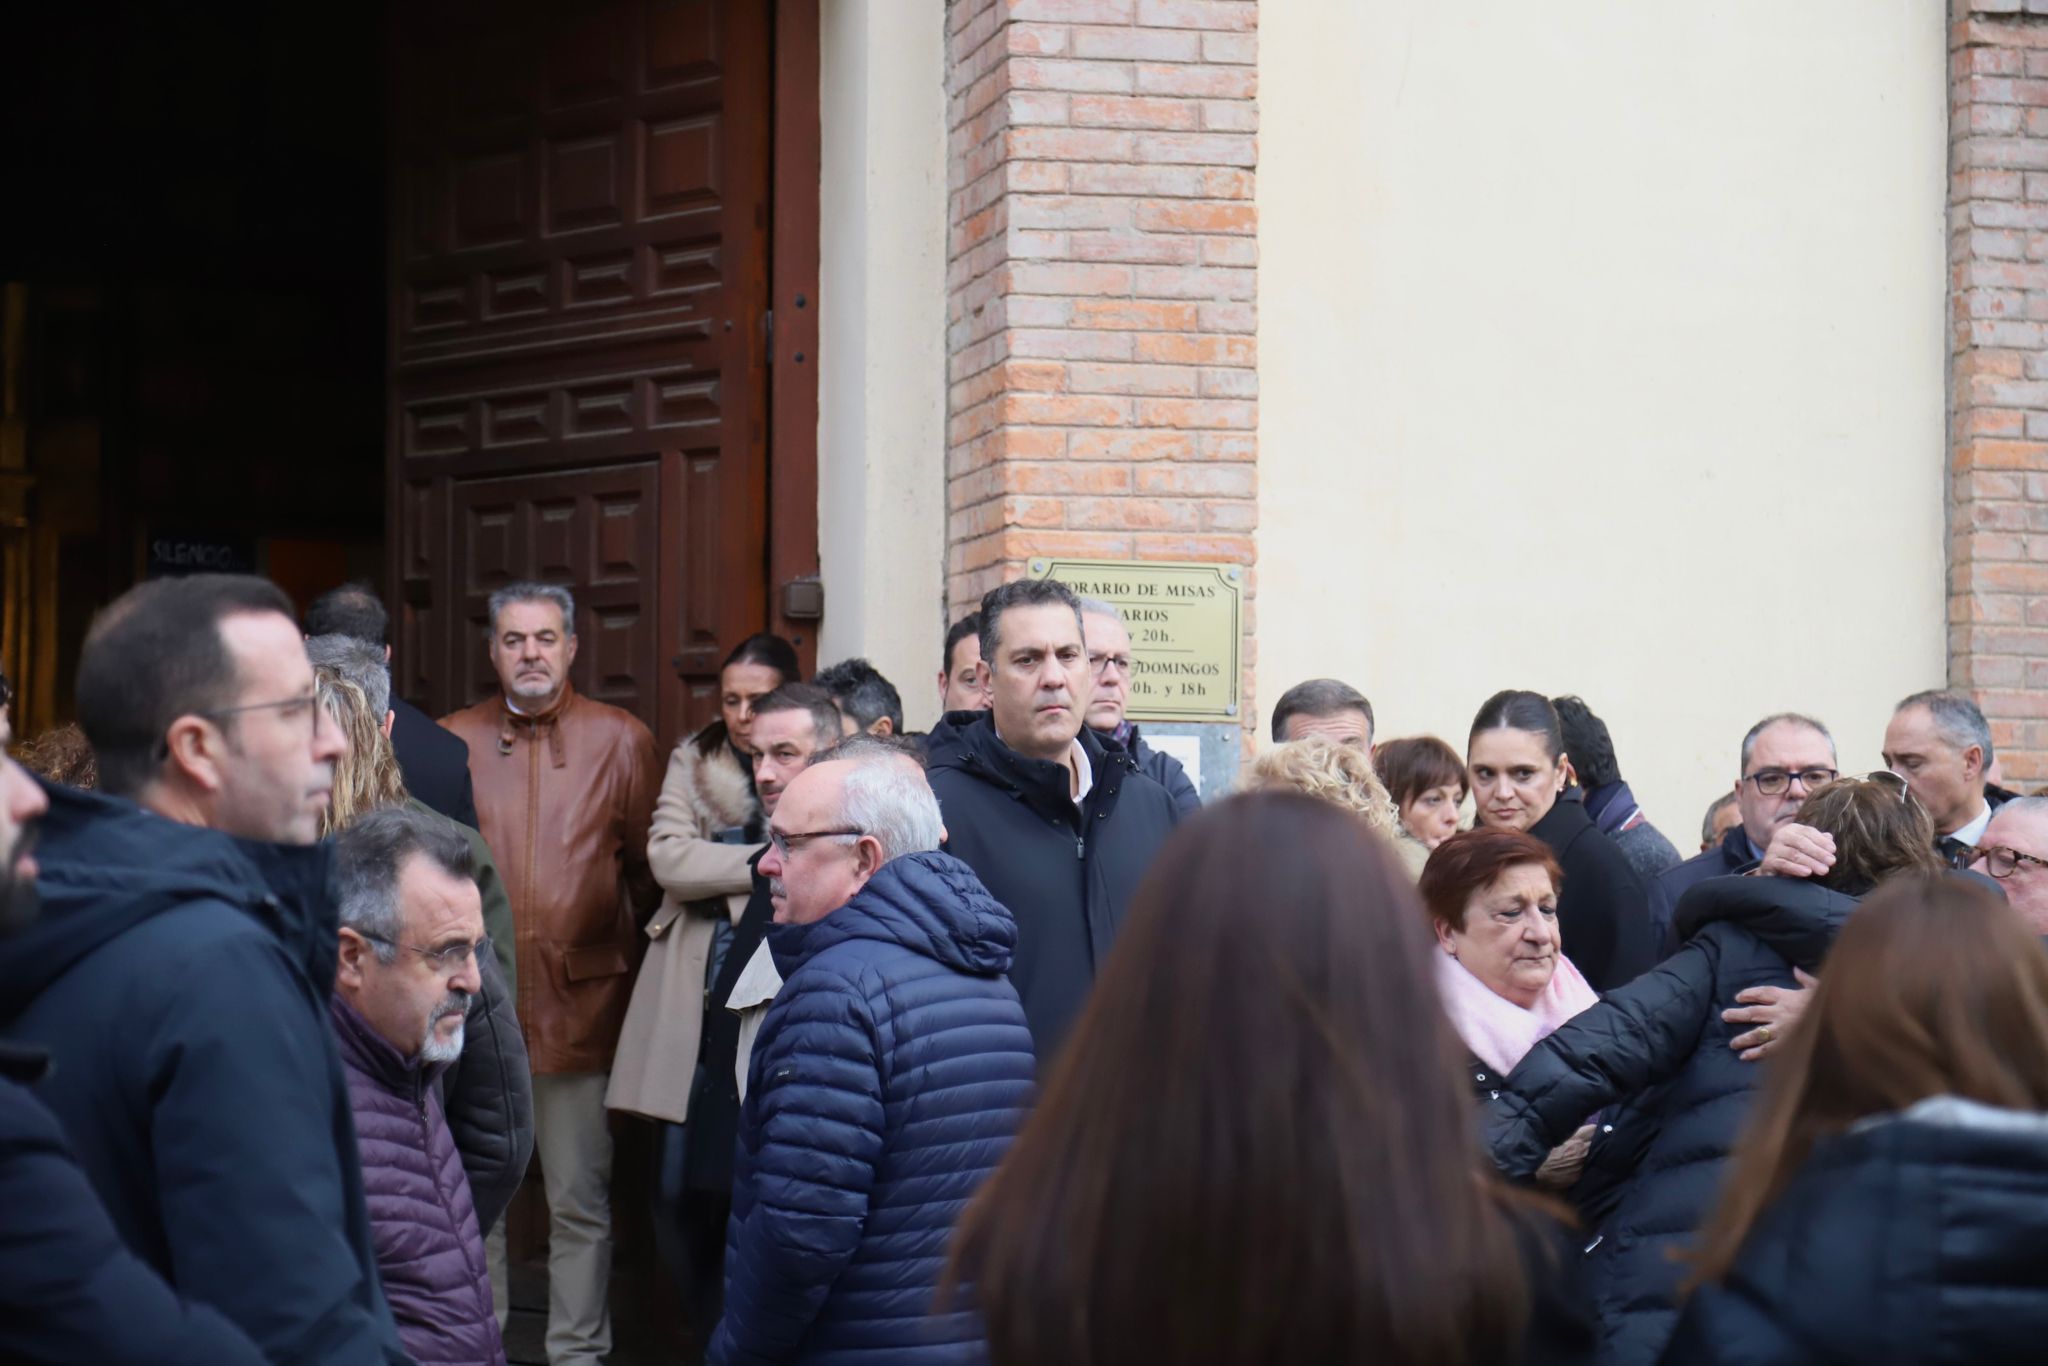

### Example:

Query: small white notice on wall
xmin=1147 ymin=733 xmax=1204 ymax=796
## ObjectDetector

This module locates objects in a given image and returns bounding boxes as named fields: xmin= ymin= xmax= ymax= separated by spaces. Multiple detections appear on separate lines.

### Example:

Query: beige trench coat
xmin=605 ymin=723 xmax=760 ymax=1123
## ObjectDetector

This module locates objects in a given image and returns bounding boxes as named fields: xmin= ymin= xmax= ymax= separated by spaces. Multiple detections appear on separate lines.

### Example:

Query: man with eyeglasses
xmin=0 ymin=574 xmax=407 ymax=1363
xmin=1968 ymin=797 xmax=2048 ymax=934
xmin=331 ymin=806 xmax=505 ymax=1365
xmin=711 ymin=740 xmax=1032 ymax=1365
xmin=1646 ymin=713 xmax=1839 ymax=958
xmin=1080 ymin=598 xmax=1200 ymax=814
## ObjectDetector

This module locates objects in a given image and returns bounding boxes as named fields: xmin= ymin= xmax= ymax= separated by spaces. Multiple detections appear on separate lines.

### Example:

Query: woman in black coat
xmin=1662 ymin=875 xmax=2048 ymax=1364
xmin=1468 ymin=691 xmax=1656 ymax=991
xmin=1482 ymin=775 xmax=1941 ymax=1366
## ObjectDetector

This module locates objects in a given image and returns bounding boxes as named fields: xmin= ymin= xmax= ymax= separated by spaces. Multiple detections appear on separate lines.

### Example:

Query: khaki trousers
xmin=534 ymin=1072 xmax=614 ymax=1365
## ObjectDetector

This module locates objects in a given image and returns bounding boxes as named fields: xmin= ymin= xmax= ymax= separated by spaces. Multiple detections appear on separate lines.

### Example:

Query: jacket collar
xmin=766 ymin=851 xmax=1016 ymax=981
xmin=1529 ymin=793 xmax=1593 ymax=846
xmin=928 ymin=710 xmax=1132 ymax=827
xmin=495 ymin=683 xmax=577 ymax=768
xmin=2 ymin=782 xmax=339 ymax=1020
xmin=328 ymin=991 xmax=442 ymax=1098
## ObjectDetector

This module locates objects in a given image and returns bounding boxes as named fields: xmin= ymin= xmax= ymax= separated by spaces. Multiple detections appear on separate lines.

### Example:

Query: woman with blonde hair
xmin=1239 ymin=735 xmax=1412 ymax=863
xmin=1664 ymin=876 xmax=2048 ymax=1362
xmin=1482 ymin=774 xmax=1943 ymax=1366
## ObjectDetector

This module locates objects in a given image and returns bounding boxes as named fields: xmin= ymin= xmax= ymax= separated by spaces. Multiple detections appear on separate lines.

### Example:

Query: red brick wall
xmin=1951 ymin=0 xmax=2048 ymax=785
xmin=945 ymin=0 xmax=1259 ymax=726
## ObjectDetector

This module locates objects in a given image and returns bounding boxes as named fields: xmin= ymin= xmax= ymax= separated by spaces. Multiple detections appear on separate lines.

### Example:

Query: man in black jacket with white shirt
xmin=925 ymin=578 xmax=1181 ymax=1063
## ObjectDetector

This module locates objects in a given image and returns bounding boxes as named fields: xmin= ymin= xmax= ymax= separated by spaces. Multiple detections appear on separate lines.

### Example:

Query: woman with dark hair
xmin=608 ymin=632 xmax=799 ymax=1314
xmin=1376 ymin=734 xmax=1468 ymax=851
xmin=1483 ymin=775 xmax=1944 ymax=1366
xmin=949 ymin=792 xmax=1596 ymax=1366
xmin=1469 ymin=690 xmax=1655 ymax=991
xmin=1661 ymin=874 xmax=2048 ymax=1363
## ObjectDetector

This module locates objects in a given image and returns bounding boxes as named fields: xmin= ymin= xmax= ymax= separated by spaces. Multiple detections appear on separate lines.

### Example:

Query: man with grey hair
xmin=441 ymin=580 xmax=661 ymax=1365
xmin=1079 ymin=598 xmax=1200 ymax=813
xmin=1969 ymin=795 xmax=2048 ymax=934
xmin=1884 ymin=689 xmax=2008 ymax=862
xmin=331 ymin=807 xmax=505 ymax=1365
xmin=710 ymin=743 xmax=1033 ymax=1365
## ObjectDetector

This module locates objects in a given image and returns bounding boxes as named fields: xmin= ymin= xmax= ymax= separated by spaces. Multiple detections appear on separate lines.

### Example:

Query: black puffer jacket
xmin=1483 ymin=876 xmax=1855 ymax=1366
xmin=1528 ymin=798 xmax=1657 ymax=991
xmin=1661 ymin=1097 xmax=2048 ymax=1365
xmin=926 ymin=711 xmax=1181 ymax=1061
xmin=441 ymin=945 xmax=533 ymax=1234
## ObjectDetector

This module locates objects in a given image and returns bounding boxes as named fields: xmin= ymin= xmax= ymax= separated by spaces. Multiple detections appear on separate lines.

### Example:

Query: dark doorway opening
xmin=4 ymin=4 xmax=821 ymax=1363
xmin=0 ymin=1 xmax=387 ymax=738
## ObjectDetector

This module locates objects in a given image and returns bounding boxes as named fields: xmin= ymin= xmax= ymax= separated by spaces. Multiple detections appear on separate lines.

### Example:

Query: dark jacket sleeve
xmin=1561 ymin=830 xmax=1657 ymax=991
xmin=1143 ymin=748 xmax=1202 ymax=815
xmin=1658 ymin=1280 xmax=1812 ymax=1366
xmin=1 ymin=1080 xmax=269 ymax=1366
xmin=456 ymin=817 xmax=517 ymax=995
xmin=443 ymin=947 xmax=534 ymax=1236
xmin=712 ymin=984 xmax=887 ymax=1365
xmin=1484 ymin=937 xmax=1722 ymax=1179
xmin=140 ymin=930 xmax=407 ymax=1365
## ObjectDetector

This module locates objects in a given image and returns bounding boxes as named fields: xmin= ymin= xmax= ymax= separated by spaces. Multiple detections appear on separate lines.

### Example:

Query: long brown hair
xmin=1792 ymin=774 xmax=1939 ymax=894
xmin=1686 ymin=875 xmax=2048 ymax=1289
xmin=314 ymin=673 xmax=408 ymax=837
xmin=947 ymin=792 xmax=1550 ymax=1366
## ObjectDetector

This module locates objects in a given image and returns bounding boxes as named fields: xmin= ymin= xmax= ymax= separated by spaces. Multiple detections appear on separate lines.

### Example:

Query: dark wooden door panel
xmin=388 ymin=0 xmax=773 ymax=747
xmin=450 ymin=462 xmax=660 ymax=717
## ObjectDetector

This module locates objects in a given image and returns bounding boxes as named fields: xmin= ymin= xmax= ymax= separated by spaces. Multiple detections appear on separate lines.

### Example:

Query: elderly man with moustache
xmin=710 ymin=744 xmax=1033 ymax=1365
xmin=0 ymin=574 xmax=405 ymax=1363
xmin=331 ymin=807 xmax=505 ymax=1366
xmin=926 ymin=578 xmax=1181 ymax=1061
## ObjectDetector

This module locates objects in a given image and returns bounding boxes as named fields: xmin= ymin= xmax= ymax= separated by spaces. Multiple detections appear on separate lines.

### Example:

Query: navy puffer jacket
xmin=1482 ymin=876 xmax=1854 ymax=1366
xmin=710 ymin=851 xmax=1035 ymax=1366
xmin=331 ymin=995 xmax=505 ymax=1366
xmin=1662 ymin=1098 xmax=2048 ymax=1365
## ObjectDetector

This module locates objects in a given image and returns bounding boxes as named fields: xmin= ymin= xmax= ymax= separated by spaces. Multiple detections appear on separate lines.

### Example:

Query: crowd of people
xmin=3 ymin=568 xmax=2048 ymax=1364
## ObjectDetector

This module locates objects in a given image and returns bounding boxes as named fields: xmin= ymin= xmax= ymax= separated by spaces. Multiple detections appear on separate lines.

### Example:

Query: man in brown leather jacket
xmin=442 ymin=582 xmax=659 ymax=1366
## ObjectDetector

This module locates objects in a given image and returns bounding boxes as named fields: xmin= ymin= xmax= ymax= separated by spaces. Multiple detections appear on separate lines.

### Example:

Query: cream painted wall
xmin=1257 ymin=1 xmax=1949 ymax=836
xmin=817 ymin=0 xmax=949 ymax=728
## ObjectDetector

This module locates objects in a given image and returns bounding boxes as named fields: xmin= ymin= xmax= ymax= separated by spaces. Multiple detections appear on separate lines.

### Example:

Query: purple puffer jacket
xmin=330 ymin=995 xmax=506 ymax=1366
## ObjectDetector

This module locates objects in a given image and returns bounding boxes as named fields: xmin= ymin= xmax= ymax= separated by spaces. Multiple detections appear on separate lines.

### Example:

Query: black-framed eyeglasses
xmin=358 ymin=931 xmax=491 ymax=971
xmin=1089 ymin=651 xmax=1133 ymax=678
xmin=1974 ymin=845 xmax=2048 ymax=880
xmin=767 ymin=826 xmax=864 ymax=859
xmin=1741 ymin=766 xmax=1839 ymax=797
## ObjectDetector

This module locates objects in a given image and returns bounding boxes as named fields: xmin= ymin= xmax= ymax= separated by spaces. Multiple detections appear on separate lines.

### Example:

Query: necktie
xmin=1937 ymin=835 xmax=1975 ymax=870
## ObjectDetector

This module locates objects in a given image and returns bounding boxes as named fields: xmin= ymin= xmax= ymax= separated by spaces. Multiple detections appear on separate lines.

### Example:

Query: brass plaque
xmin=1028 ymin=558 xmax=1243 ymax=723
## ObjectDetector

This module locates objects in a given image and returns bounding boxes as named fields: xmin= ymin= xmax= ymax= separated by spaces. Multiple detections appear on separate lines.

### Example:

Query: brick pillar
xmin=945 ymin=0 xmax=1259 ymax=732
xmin=1950 ymin=0 xmax=2048 ymax=787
